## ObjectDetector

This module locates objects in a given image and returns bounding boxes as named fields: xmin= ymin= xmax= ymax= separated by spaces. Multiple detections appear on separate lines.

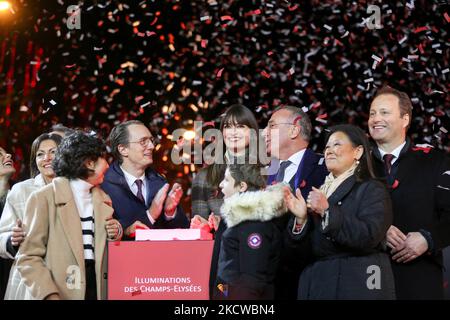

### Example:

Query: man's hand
xmin=284 ymin=187 xmax=307 ymax=224
xmin=386 ymin=225 xmax=407 ymax=250
xmin=11 ymin=219 xmax=26 ymax=247
xmin=164 ymin=183 xmax=183 ymax=217
xmin=148 ymin=184 xmax=170 ymax=221
xmin=392 ymin=232 xmax=428 ymax=263
xmin=124 ymin=220 xmax=149 ymax=237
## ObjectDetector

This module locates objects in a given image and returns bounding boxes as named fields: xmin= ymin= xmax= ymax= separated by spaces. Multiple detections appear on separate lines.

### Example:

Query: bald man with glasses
xmin=101 ymin=120 xmax=189 ymax=238
xmin=262 ymin=106 xmax=328 ymax=300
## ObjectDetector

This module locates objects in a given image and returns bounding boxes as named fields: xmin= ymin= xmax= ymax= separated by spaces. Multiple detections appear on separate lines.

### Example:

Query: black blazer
xmin=372 ymin=139 xmax=450 ymax=299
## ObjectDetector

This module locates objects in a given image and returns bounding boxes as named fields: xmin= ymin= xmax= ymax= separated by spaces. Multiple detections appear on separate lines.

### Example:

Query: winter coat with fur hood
xmin=214 ymin=184 xmax=287 ymax=300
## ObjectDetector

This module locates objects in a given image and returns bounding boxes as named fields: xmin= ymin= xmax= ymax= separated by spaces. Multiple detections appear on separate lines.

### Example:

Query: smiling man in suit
xmin=369 ymin=86 xmax=450 ymax=299
xmin=101 ymin=120 xmax=189 ymax=238
xmin=262 ymin=106 xmax=328 ymax=300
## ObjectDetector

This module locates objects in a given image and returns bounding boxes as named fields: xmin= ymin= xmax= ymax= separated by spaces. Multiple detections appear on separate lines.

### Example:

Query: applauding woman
xmin=285 ymin=124 xmax=395 ymax=299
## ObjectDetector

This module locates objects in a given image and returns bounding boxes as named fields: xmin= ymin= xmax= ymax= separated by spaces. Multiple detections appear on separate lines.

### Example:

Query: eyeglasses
xmin=128 ymin=136 xmax=156 ymax=147
xmin=267 ymin=122 xmax=295 ymax=130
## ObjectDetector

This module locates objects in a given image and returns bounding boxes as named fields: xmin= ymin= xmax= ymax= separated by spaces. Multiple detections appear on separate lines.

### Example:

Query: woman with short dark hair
xmin=16 ymin=131 xmax=122 ymax=300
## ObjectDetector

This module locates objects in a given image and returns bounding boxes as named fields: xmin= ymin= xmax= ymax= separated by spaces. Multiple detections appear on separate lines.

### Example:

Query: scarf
xmin=320 ymin=163 xmax=357 ymax=198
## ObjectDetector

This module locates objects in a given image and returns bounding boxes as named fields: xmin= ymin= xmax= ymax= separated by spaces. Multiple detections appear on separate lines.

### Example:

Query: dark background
xmin=0 ymin=0 xmax=448 ymax=216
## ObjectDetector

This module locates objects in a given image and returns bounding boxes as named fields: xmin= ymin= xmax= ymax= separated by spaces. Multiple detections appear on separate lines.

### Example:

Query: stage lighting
xmin=0 ymin=1 xmax=10 ymax=11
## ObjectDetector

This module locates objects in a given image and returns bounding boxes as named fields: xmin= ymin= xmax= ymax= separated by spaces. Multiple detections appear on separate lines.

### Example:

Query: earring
xmin=355 ymin=160 xmax=360 ymax=165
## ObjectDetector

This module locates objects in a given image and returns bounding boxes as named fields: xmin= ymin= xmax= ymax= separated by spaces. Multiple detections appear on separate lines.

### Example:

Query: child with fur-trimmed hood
xmin=214 ymin=164 xmax=287 ymax=300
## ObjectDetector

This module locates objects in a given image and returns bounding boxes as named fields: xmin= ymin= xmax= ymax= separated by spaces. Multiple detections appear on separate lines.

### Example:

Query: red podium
xmin=107 ymin=240 xmax=214 ymax=300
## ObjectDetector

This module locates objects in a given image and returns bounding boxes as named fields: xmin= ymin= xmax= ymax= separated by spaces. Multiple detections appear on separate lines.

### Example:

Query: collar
xmin=285 ymin=148 xmax=306 ymax=167
xmin=33 ymin=174 xmax=47 ymax=187
xmin=377 ymin=141 xmax=406 ymax=160
xmin=69 ymin=178 xmax=94 ymax=196
xmin=120 ymin=165 xmax=146 ymax=184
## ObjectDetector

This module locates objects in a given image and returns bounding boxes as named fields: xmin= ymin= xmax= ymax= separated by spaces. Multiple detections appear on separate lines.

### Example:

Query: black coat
xmin=288 ymin=176 xmax=396 ymax=299
xmin=214 ymin=185 xmax=287 ymax=300
xmin=372 ymin=140 xmax=450 ymax=299
xmin=101 ymin=161 xmax=189 ymax=231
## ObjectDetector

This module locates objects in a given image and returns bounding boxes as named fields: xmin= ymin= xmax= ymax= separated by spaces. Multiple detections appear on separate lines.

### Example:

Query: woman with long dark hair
xmin=190 ymin=104 xmax=263 ymax=298
xmin=284 ymin=124 xmax=395 ymax=299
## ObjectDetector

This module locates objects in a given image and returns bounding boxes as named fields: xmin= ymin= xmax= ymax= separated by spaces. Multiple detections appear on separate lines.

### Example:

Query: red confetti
xmin=391 ymin=180 xmax=399 ymax=189
xmin=244 ymin=9 xmax=262 ymax=17
xmin=414 ymin=26 xmax=429 ymax=33
xmin=201 ymin=39 xmax=207 ymax=48
xmin=418 ymin=43 xmax=425 ymax=54
xmin=288 ymin=4 xmax=299 ymax=11
xmin=299 ymin=180 xmax=306 ymax=188
xmin=412 ymin=146 xmax=432 ymax=153
xmin=317 ymin=113 xmax=328 ymax=119
xmin=312 ymin=102 xmax=322 ymax=109
xmin=445 ymin=12 xmax=450 ymax=23
xmin=150 ymin=17 xmax=158 ymax=26
xmin=260 ymin=70 xmax=271 ymax=78
xmin=216 ymin=68 xmax=224 ymax=78
xmin=220 ymin=15 xmax=234 ymax=21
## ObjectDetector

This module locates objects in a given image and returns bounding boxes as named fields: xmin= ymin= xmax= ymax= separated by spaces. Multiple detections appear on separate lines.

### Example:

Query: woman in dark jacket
xmin=284 ymin=124 xmax=395 ymax=299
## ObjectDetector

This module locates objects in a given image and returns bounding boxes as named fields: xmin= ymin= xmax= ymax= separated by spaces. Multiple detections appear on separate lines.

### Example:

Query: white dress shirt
xmin=378 ymin=141 xmax=406 ymax=165
xmin=283 ymin=149 xmax=307 ymax=184
xmin=120 ymin=165 xmax=175 ymax=225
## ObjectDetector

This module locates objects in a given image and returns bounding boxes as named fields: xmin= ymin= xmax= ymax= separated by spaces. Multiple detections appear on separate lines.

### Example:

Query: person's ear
xmin=289 ymin=125 xmax=301 ymax=139
xmin=402 ymin=113 xmax=410 ymax=129
xmin=239 ymin=181 xmax=248 ymax=193
xmin=118 ymin=144 xmax=129 ymax=157
xmin=355 ymin=145 xmax=364 ymax=162
xmin=85 ymin=159 xmax=95 ymax=170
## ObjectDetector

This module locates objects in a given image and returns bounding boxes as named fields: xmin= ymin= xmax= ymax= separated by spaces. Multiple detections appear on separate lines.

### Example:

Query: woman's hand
xmin=307 ymin=187 xmax=329 ymax=217
xmin=284 ymin=187 xmax=307 ymax=224
xmin=11 ymin=219 xmax=26 ymax=247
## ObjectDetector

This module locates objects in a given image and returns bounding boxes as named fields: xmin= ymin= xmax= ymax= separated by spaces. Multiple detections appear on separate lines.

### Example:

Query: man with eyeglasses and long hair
xmin=102 ymin=120 xmax=189 ymax=239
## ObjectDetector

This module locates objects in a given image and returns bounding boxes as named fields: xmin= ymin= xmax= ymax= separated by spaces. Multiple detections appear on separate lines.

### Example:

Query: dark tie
xmin=383 ymin=154 xmax=395 ymax=175
xmin=135 ymin=179 xmax=146 ymax=204
xmin=276 ymin=160 xmax=292 ymax=183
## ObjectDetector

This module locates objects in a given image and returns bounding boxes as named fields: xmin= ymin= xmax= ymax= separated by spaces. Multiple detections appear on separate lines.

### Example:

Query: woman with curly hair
xmin=15 ymin=131 xmax=123 ymax=300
